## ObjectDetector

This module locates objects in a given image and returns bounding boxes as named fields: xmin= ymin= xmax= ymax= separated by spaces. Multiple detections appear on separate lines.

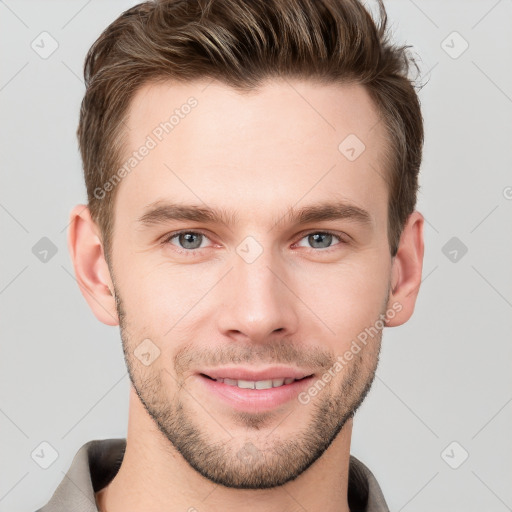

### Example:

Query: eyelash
xmin=161 ymin=229 xmax=348 ymax=257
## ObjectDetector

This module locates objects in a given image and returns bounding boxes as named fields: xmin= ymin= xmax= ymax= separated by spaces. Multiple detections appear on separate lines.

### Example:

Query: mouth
xmin=196 ymin=370 xmax=316 ymax=413
xmin=200 ymin=373 xmax=312 ymax=390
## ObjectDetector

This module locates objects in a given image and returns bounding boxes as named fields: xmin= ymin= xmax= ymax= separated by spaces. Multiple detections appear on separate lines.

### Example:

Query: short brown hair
xmin=78 ymin=0 xmax=423 ymax=265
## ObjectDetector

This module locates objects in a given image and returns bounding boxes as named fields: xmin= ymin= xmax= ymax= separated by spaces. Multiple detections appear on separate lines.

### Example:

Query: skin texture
xmin=68 ymin=78 xmax=424 ymax=512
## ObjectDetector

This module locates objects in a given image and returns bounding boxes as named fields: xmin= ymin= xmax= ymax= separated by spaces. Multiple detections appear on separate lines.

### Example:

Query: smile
xmin=202 ymin=374 xmax=308 ymax=390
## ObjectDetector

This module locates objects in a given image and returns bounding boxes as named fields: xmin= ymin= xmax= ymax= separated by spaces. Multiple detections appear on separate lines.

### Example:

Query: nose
xmin=215 ymin=244 xmax=299 ymax=344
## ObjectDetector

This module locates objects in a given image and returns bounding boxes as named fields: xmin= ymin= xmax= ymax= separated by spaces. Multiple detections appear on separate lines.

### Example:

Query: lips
xmin=197 ymin=371 xmax=315 ymax=412
xmin=198 ymin=366 xmax=314 ymax=382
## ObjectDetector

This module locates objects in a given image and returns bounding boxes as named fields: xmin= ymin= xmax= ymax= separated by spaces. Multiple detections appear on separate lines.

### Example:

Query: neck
xmin=96 ymin=387 xmax=353 ymax=512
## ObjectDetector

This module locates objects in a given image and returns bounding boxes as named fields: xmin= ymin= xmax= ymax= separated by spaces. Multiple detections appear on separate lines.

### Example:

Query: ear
xmin=67 ymin=204 xmax=119 ymax=326
xmin=386 ymin=210 xmax=424 ymax=327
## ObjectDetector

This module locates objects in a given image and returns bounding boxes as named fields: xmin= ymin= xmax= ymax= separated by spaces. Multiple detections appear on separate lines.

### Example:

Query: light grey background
xmin=1 ymin=1 xmax=511 ymax=511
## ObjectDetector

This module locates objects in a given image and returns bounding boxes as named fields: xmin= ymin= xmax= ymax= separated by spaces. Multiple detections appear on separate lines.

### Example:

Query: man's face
xmin=110 ymin=79 xmax=393 ymax=489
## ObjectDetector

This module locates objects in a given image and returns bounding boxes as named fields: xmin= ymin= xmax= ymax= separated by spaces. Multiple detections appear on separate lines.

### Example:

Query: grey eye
xmin=297 ymin=232 xmax=340 ymax=249
xmin=171 ymin=232 xmax=206 ymax=250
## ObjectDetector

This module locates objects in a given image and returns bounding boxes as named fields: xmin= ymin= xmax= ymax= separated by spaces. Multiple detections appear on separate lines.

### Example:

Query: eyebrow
xmin=136 ymin=200 xmax=373 ymax=230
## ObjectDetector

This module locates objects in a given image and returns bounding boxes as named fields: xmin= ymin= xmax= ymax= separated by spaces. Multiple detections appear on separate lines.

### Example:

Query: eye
xmin=163 ymin=230 xmax=212 ymax=254
xmin=295 ymin=231 xmax=346 ymax=251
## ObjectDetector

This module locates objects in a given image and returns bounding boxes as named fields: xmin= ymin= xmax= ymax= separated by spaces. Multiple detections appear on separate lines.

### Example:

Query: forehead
xmin=115 ymin=78 xmax=389 ymax=229
xmin=127 ymin=78 xmax=383 ymax=149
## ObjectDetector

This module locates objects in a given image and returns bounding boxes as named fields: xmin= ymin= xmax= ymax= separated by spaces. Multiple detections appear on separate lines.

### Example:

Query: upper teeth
xmin=215 ymin=377 xmax=297 ymax=389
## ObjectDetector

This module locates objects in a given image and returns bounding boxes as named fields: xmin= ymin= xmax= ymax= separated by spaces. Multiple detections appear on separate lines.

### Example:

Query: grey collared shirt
xmin=35 ymin=438 xmax=389 ymax=512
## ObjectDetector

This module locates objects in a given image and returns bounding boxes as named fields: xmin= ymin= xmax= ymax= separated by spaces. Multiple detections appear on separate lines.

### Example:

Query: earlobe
xmin=67 ymin=204 xmax=119 ymax=326
xmin=386 ymin=211 xmax=424 ymax=327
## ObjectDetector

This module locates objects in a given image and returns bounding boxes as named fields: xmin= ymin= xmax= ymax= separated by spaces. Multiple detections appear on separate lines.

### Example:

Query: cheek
xmin=294 ymin=253 xmax=390 ymax=342
xmin=118 ymin=260 xmax=215 ymax=338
